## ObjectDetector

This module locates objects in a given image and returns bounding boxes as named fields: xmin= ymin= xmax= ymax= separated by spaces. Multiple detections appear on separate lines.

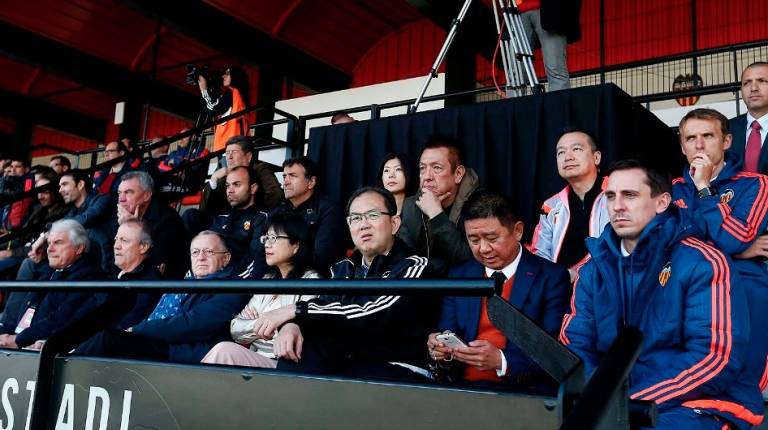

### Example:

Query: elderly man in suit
xmin=427 ymin=191 xmax=570 ymax=387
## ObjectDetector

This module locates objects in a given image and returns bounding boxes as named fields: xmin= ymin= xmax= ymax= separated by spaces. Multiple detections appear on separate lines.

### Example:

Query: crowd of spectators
xmin=0 ymin=62 xmax=766 ymax=429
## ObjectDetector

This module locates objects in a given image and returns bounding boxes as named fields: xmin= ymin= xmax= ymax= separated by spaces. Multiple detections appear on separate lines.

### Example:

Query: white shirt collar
xmin=620 ymin=240 xmax=631 ymax=257
xmin=746 ymin=112 xmax=768 ymax=133
xmin=484 ymin=244 xmax=523 ymax=279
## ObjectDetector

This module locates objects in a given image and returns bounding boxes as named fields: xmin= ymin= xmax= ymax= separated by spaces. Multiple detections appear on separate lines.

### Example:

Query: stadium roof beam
xmin=0 ymin=21 xmax=199 ymax=120
xmin=119 ymin=0 xmax=351 ymax=93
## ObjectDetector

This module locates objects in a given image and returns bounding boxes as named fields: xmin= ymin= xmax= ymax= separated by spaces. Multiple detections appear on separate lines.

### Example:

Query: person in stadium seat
xmin=202 ymin=212 xmax=318 ymax=368
xmin=0 ymin=219 xmax=102 ymax=350
xmin=672 ymin=107 xmax=768 ymax=406
xmin=243 ymin=187 xmax=438 ymax=380
xmin=729 ymin=62 xmax=768 ymax=174
xmin=198 ymin=66 xmax=249 ymax=153
xmin=376 ymin=152 xmax=416 ymax=215
xmin=5 ymin=158 xmax=34 ymax=232
xmin=197 ymin=136 xmax=281 ymax=217
xmin=255 ymin=155 xmax=345 ymax=278
xmin=398 ymin=135 xmax=480 ymax=274
xmin=93 ymin=141 xmax=136 ymax=206
xmin=530 ymin=128 xmax=609 ymax=281
xmin=112 ymin=171 xmax=189 ymax=278
xmin=209 ymin=166 xmax=268 ymax=267
xmin=49 ymin=155 xmax=70 ymax=175
xmin=561 ymin=160 xmax=762 ymax=429
xmin=428 ymin=192 xmax=569 ymax=387
xmin=75 ymin=230 xmax=249 ymax=364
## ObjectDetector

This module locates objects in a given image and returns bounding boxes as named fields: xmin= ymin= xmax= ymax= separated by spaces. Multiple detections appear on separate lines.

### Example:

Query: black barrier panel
xmin=0 ymin=352 xmax=39 ymax=430
xmin=34 ymin=356 xmax=558 ymax=430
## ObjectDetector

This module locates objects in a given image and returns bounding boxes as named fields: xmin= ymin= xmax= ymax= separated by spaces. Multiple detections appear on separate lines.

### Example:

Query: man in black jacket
xmin=252 ymin=187 xmax=438 ymax=380
xmin=0 ymin=219 xmax=102 ymax=350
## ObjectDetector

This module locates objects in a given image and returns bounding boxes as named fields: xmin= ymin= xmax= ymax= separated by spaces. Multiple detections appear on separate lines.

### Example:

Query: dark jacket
xmin=131 ymin=267 xmax=250 ymax=363
xmin=8 ymin=201 xmax=69 ymax=259
xmin=729 ymin=114 xmax=768 ymax=175
xmin=540 ymin=0 xmax=582 ymax=43
xmin=442 ymin=249 xmax=570 ymax=385
xmin=211 ymin=206 xmax=268 ymax=266
xmin=66 ymin=192 xmax=113 ymax=272
xmin=398 ymin=168 xmax=480 ymax=274
xmin=561 ymin=209 xmax=761 ymax=429
xmin=270 ymin=193 xmax=346 ymax=277
xmin=4 ymin=257 xmax=104 ymax=347
xmin=296 ymin=238 xmax=439 ymax=367
xmin=200 ymin=162 xmax=283 ymax=215
xmin=93 ymin=162 xmax=135 ymax=206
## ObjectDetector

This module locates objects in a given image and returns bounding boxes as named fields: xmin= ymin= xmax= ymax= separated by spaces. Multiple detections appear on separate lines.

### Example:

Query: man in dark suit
xmin=728 ymin=61 xmax=768 ymax=174
xmin=427 ymin=191 xmax=570 ymax=387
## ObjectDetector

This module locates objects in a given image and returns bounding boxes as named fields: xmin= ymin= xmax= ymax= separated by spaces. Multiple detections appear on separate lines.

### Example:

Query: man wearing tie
xmin=729 ymin=62 xmax=768 ymax=174
xmin=427 ymin=191 xmax=570 ymax=387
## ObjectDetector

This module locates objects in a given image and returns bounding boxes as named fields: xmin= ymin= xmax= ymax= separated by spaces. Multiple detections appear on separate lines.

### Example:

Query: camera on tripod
xmin=185 ymin=64 xmax=223 ymax=89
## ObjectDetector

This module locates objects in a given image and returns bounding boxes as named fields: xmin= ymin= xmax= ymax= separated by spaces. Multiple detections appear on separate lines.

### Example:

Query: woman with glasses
xmin=376 ymin=152 xmax=416 ymax=216
xmin=201 ymin=212 xmax=318 ymax=368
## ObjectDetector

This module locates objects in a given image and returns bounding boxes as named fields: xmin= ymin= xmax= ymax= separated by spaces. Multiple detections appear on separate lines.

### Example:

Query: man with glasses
xmin=75 ymin=231 xmax=249 ymax=363
xmin=249 ymin=187 xmax=439 ymax=380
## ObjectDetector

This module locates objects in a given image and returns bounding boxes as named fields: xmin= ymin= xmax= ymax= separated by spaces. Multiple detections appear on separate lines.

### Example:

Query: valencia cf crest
xmin=720 ymin=189 xmax=734 ymax=204
xmin=658 ymin=262 xmax=672 ymax=287
xmin=243 ymin=221 xmax=251 ymax=231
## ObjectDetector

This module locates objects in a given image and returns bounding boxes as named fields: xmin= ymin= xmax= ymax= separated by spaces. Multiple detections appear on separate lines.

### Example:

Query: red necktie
xmin=745 ymin=120 xmax=762 ymax=173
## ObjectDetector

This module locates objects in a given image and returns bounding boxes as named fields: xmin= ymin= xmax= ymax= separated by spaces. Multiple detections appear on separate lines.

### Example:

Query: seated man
xmin=49 ymin=155 xmax=71 ymax=175
xmin=398 ymin=136 xmax=480 ymax=274
xmin=75 ymin=231 xmax=249 ymax=363
xmin=561 ymin=160 xmax=760 ymax=429
xmin=252 ymin=187 xmax=438 ymax=380
xmin=0 ymin=219 xmax=103 ymax=350
xmin=428 ymin=192 xmax=569 ymax=387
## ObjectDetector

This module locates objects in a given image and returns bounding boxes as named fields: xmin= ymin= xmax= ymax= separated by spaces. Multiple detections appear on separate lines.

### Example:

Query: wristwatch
xmin=295 ymin=301 xmax=308 ymax=318
xmin=697 ymin=186 xmax=718 ymax=199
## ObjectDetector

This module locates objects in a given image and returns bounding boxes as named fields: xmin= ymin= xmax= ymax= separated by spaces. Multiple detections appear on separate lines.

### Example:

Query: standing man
xmin=517 ymin=0 xmax=582 ymax=91
xmin=561 ymin=160 xmax=761 ymax=429
xmin=49 ymin=156 xmax=71 ymax=175
xmin=428 ymin=192 xmax=569 ymax=386
xmin=531 ymin=128 xmax=609 ymax=279
xmin=729 ymin=62 xmax=768 ymax=174
xmin=398 ymin=136 xmax=480 ymax=274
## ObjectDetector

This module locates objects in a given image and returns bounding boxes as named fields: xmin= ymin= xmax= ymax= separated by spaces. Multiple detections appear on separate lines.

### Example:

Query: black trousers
xmin=75 ymin=329 xmax=169 ymax=362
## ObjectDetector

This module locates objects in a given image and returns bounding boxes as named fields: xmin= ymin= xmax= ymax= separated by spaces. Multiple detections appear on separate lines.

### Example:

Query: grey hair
xmin=121 ymin=171 xmax=154 ymax=193
xmin=192 ymin=230 xmax=228 ymax=252
xmin=49 ymin=219 xmax=90 ymax=252
xmin=120 ymin=218 xmax=153 ymax=248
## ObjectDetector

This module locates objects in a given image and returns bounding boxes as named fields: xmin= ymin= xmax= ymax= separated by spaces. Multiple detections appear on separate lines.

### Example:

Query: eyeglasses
xmin=190 ymin=248 xmax=230 ymax=258
xmin=259 ymin=234 xmax=291 ymax=246
xmin=104 ymin=149 xmax=120 ymax=154
xmin=346 ymin=210 xmax=391 ymax=226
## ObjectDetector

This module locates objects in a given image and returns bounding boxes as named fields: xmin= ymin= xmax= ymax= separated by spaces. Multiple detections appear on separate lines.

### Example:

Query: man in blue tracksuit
xmin=561 ymin=160 xmax=762 ymax=429
xmin=672 ymin=108 xmax=768 ymax=410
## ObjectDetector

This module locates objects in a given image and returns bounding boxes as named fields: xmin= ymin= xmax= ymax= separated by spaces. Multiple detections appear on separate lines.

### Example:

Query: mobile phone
xmin=436 ymin=332 xmax=467 ymax=349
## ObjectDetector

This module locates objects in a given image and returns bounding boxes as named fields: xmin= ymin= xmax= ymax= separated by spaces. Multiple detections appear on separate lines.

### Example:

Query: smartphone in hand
xmin=436 ymin=332 xmax=467 ymax=349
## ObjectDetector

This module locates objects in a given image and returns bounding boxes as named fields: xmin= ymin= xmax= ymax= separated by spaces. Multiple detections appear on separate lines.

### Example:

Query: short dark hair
xmin=227 ymin=165 xmax=260 ymax=187
xmin=62 ymin=169 xmax=93 ymax=192
xmin=265 ymin=212 xmax=315 ymax=279
xmin=11 ymin=159 xmax=31 ymax=169
xmin=283 ymin=156 xmax=318 ymax=180
xmin=331 ymin=111 xmax=354 ymax=124
xmin=743 ymin=61 xmax=768 ymax=77
xmin=462 ymin=191 xmax=520 ymax=230
xmin=106 ymin=141 xmax=128 ymax=153
xmin=376 ymin=152 xmax=416 ymax=195
xmin=225 ymin=135 xmax=253 ymax=154
xmin=346 ymin=186 xmax=397 ymax=217
xmin=678 ymin=108 xmax=729 ymax=137
xmin=557 ymin=126 xmax=600 ymax=152
xmin=31 ymin=165 xmax=54 ymax=175
xmin=50 ymin=155 xmax=71 ymax=168
xmin=607 ymin=159 xmax=671 ymax=197
xmin=423 ymin=135 xmax=463 ymax=171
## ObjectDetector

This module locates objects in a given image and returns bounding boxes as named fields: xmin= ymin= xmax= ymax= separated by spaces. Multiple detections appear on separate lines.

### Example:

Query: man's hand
xmin=117 ymin=204 xmax=141 ymax=224
xmin=27 ymin=235 xmax=46 ymax=263
xmin=415 ymin=188 xmax=451 ymax=219
xmin=210 ymin=167 xmax=228 ymax=183
xmin=452 ymin=340 xmax=503 ymax=372
xmin=273 ymin=323 xmax=303 ymax=362
xmin=427 ymin=332 xmax=453 ymax=361
xmin=240 ymin=306 xmax=258 ymax=320
xmin=0 ymin=334 xmax=18 ymax=350
xmin=689 ymin=153 xmax=715 ymax=190
xmin=24 ymin=341 xmax=44 ymax=351
xmin=735 ymin=235 xmax=768 ymax=259
xmin=198 ymin=75 xmax=207 ymax=91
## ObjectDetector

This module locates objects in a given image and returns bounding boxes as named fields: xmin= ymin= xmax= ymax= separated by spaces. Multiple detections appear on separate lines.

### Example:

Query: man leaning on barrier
xmin=245 ymin=187 xmax=439 ymax=380
xmin=75 ymin=231 xmax=249 ymax=364
xmin=560 ymin=160 xmax=761 ymax=429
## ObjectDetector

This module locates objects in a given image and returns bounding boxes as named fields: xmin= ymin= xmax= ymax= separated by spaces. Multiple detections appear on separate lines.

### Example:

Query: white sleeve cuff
xmin=208 ymin=178 xmax=217 ymax=189
xmin=496 ymin=350 xmax=507 ymax=377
